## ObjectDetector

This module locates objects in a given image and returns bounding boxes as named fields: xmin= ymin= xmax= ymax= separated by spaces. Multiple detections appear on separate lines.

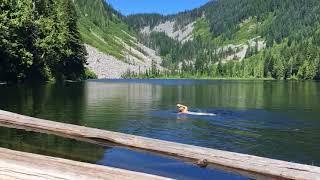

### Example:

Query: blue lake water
xmin=0 ymin=79 xmax=319 ymax=178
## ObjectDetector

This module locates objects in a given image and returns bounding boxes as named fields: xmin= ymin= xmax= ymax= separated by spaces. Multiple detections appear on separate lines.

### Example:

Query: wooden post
xmin=0 ymin=110 xmax=319 ymax=180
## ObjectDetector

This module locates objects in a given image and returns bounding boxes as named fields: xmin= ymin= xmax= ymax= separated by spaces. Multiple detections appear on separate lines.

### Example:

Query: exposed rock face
xmin=85 ymin=44 xmax=162 ymax=79
xmin=219 ymin=37 xmax=266 ymax=63
xmin=141 ymin=20 xmax=195 ymax=43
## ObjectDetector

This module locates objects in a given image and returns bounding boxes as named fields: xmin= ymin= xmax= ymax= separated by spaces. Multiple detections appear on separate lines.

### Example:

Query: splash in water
xmin=181 ymin=111 xmax=216 ymax=116
xmin=176 ymin=104 xmax=216 ymax=116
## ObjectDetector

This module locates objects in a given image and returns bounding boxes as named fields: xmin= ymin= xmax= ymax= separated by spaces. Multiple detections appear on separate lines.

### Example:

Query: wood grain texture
xmin=0 ymin=110 xmax=319 ymax=180
xmin=0 ymin=147 xmax=170 ymax=180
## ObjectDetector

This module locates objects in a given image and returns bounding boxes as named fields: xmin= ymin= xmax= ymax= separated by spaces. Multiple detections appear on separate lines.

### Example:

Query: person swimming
xmin=176 ymin=104 xmax=216 ymax=116
xmin=177 ymin=104 xmax=189 ymax=114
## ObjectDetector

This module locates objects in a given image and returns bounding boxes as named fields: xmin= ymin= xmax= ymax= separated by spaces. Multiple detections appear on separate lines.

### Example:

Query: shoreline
xmin=1 ymin=78 xmax=319 ymax=85
xmin=92 ymin=77 xmax=320 ymax=82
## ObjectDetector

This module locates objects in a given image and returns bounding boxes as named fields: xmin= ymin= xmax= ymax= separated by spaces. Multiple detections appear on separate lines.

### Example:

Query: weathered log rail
xmin=0 ymin=110 xmax=320 ymax=180
xmin=0 ymin=147 xmax=169 ymax=180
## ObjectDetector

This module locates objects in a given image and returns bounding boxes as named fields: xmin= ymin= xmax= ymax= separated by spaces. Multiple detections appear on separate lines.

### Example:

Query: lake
xmin=0 ymin=79 xmax=319 ymax=178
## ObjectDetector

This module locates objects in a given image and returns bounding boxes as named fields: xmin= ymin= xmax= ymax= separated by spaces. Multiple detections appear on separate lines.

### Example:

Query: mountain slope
xmin=74 ymin=0 xmax=163 ymax=78
xmin=126 ymin=0 xmax=320 ymax=80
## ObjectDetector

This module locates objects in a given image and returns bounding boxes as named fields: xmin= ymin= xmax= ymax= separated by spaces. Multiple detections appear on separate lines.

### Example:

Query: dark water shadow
xmin=0 ymin=126 xmax=251 ymax=180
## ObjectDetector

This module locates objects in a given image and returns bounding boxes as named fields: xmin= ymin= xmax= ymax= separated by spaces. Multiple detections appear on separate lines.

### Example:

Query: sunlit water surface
xmin=0 ymin=79 xmax=319 ymax=178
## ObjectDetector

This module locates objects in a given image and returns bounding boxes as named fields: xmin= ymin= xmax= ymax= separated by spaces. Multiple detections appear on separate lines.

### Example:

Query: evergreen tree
xmin=0 ymin=0 xmax=88 ymax=82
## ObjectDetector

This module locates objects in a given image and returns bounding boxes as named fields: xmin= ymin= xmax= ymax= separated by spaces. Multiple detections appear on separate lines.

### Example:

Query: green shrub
xmin=84 ymin=68 xmax=98 ymax=79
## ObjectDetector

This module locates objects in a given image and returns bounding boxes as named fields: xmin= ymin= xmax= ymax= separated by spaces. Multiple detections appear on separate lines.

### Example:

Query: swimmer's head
xmin=176 ymin=104 xmax=188 ymax=113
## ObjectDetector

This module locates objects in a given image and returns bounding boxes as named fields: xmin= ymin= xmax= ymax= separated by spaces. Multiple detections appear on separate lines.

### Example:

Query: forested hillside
xmin=0 ymin=0 xmax=87 ymax=82
xmin=127 ymin=0 xmax=320 ymax=80
xmin=74 ymin=0 xmax=135 ymax=59
xmin=2 ymin=0 xmax=319 ymax=81
xmin=74 ymin=0 xmax=163 ymax=79
xmin=0 ymin=0 xmax=163 ymax=82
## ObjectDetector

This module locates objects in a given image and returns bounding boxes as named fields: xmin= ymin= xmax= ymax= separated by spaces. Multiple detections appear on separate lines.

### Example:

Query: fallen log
xmin=0 ymin=147 xmax=169 ymax=180
xmin=0 ymin=110 xmax=319 ymax=180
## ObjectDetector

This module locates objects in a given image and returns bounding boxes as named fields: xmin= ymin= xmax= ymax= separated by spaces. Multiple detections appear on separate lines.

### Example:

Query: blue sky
xmin=107 ymin=0 xmax=210 ymax=15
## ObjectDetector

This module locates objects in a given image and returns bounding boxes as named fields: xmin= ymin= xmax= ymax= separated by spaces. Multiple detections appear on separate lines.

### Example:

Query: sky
xmin=107 ymin=0 xmax=210 ymax=16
